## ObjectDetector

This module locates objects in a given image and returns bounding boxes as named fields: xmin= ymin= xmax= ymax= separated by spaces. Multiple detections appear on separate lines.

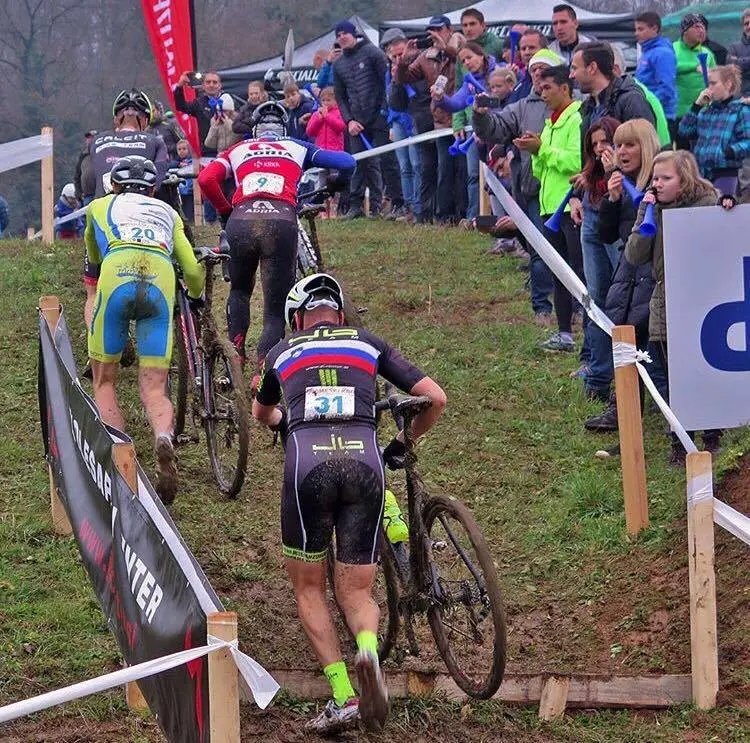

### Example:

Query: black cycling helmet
xmin=109 ymin=156 xmax=158 ymax=191
xmin=285 ymin=273 xmax=345 ymax=329
xmin=113 ymin=88 xmax=153 ymax=120
xmin=250 ymin=100 xmax=289 ymax=138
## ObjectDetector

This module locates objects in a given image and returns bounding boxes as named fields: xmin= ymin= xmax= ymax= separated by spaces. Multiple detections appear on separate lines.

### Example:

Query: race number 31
xmin=304 ymin=386 xmax=355 ymax=421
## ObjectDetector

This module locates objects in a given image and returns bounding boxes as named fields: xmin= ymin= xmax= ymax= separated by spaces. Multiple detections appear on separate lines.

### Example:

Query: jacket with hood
xmin=728 ymin=34 xmax=750 ymax=96
xmin=532 ymin=100 xmax=583 ymax=216
xmin=473 ymin=88 xmax=547 ymax=202
xmin=635 ymin=35 xmax=677 ymax=120
xmin=634 ymin=79 xmax=672 ymax=147
xmin=305 ymin=103 xmax=346 ymax=150
xmin=625 ymin=191 xmax=717 ymax=341
xmin=333 ymin=38 xmax=388 ymax=127
xmin=673 ymin=39 xmax=716 ymax=118
xmin=580 ymin=74 xmax=656 ymax=135
xmin=549 ymin=32 xmax=594 ymax=65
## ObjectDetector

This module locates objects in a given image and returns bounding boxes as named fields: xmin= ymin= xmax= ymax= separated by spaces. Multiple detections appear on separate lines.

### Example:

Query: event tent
xmin=662 ymin=1 xmax=746 ymax=47
xmin=218 ymin=16 xmax=378 ymax=98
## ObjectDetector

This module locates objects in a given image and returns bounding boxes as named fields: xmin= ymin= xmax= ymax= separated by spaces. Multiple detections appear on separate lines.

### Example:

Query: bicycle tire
xmin=423 ymin=494 xmax=507 ymax=699
xmin=204 ymin=340 xmax=250 ymax=498
xmin=296 ymin=221 xmax=319 ymax=279
xmin=326 ymin=532 xmax=401 ymax=663
xmin=172 ymin=314 xmax=189 ymax=438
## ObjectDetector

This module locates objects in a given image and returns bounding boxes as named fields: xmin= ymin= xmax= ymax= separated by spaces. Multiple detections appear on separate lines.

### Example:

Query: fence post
xmin=479 ymin=161 xmax=491 ymax=216
xmin=111 ymin=442 xmax=150 ymax=712
xmin=27 ymin=226 xmax=35 ymax=240
xmin=538 ymin=675 xmax=570 ymax=720
xmin=40 ymin=295 xmax=72 ymax=536
xmin=193 ymin=178 xmax=204 ymax=227
xmin=612 ymin=325 xmax=649 ymax=535
xmin=208 ymin=611 xmax=241 ymax=742
xmin=41 ymin=127 xmax=54 ymax=245
xmin=686 ymin=451 xmax=718 ymax=709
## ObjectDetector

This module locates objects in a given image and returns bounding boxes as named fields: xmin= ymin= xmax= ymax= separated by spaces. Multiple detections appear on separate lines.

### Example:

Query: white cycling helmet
xmin=61 ymin=183 xmax=77 ymax=200
xmin=285 ymin=273 xmax=344 ymax=330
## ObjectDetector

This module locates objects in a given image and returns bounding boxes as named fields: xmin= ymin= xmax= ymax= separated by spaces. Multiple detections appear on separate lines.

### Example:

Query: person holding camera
xmin=396 ymin=15 xmax=465 ymax=223
xmin=205 ymin=93 xmax=241 ymax=153
xmin=174 ymin=70 xmax=223 ymax=157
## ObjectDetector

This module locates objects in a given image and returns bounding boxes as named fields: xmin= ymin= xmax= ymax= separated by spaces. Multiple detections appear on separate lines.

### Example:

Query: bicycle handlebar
xmin=194 ymin=244 xmax=230 ymax=264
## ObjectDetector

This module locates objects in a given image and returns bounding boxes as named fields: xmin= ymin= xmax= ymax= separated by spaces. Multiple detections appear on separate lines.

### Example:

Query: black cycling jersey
xmin=256 ymin=323 xmax=426 ymax=432
xmin=89 ymin=129 xmax=169 ymax=197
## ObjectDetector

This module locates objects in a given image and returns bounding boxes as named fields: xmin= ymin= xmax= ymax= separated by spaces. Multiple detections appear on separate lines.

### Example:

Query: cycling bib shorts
xmin=88 ymin=246 xmax=175 ymax=368
xmin=281 ymin=424 xmax=385 ymax=565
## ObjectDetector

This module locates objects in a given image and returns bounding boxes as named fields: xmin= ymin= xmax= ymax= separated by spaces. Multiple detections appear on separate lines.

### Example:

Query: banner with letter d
xmin=664 ymin=204 xmax=750 ymax=430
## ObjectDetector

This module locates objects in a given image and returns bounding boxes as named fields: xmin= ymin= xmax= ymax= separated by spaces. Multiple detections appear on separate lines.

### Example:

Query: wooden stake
xmin=612 ymin=325 xmax=649 ymax=534
xmin=27 ymin=226 xmax=35 ymax=240
xmin=111 ymin=442 xmax=149 ymax=712
xmin=479 ymin=162 xmax=491 ymax=216
xmin=208 ymin=611 xmax=241 ymax=743
xmin=40 ymin=127 xmax=54 ymax=245
xmin=39 ymin=296 xmax=72 ymax=537
xmin=193 ymin=178 xmax=204 ymax=227
xmin=538 ymin=676 xmax=570 ymax=720
xmin=686 ymin=451 xmax=718 ymax=710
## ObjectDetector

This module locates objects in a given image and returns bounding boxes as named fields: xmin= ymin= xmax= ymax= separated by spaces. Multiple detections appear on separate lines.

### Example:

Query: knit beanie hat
xmin=527 ymin=49 xmax=564 ymax=70
xmin=335 ymin=20 xmax=357 ymax=36
xmin=680 ymin=13 xmax=704 ymax=35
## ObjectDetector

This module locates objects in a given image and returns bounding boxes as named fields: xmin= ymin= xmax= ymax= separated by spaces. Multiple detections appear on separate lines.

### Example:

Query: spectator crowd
xmin=50 ymin=6 xmax=750 ymax=464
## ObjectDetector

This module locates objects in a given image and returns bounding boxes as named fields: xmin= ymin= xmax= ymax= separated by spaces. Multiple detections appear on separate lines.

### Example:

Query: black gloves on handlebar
xmin=382 ymin=436 xmax=406 ymax=470
xmin=270 ymin=406 xmax=288 ymax=449
xmin=188 ymin=295 xmax=205 ymax=314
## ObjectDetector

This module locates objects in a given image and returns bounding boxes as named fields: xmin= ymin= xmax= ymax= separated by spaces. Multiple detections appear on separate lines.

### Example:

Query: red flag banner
xmin=141 ymin=0 xmax=202 ymax=156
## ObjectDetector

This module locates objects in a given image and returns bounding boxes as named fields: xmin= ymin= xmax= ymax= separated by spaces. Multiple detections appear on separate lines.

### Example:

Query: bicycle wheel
xmin=172 ymin=315 xmax=189 ymax=438
xmin=326 ymin=532 xmax=401 ymax=663
xmin=423 ymin=494 xmax=506 ymax=699
xmin=296 ymin=221 xmax=319 ymax=279
xmin=204 ymin=340 xmax=249 ymax=497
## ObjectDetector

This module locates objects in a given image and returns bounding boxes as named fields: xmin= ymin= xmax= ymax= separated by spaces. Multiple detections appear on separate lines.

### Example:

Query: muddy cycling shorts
xmin=84 ymin=247 xmax=101 ymax=286
xmin=281 ymin=424 xmax=385 ymax=565
xmin=87 ymin=246 xmax=175 ymax=368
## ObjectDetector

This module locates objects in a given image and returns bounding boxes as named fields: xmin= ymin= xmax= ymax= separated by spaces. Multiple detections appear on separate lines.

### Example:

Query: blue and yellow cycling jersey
xmin=85 ymin=193 xmax=205 ymax=368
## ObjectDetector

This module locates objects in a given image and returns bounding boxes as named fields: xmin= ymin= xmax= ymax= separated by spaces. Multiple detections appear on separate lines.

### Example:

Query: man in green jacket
xmin=673 ymin=14 xmax=716 ymax=146
xmin=516 ymin=65 xmax=584 ymax=353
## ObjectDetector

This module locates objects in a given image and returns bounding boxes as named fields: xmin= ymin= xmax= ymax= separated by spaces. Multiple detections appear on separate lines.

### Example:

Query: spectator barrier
xmin=0 ymin=128 xmax=55 ymax=242
xmin=1 ymin=296 xmax=280 ymax=741
xmin=483 ymin=163 xmax=750 ymax=711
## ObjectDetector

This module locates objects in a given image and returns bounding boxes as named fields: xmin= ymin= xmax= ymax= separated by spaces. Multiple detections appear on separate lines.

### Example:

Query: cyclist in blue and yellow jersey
xmin=252 ymin=273 xmax=446 ymax=735
xmin=85 ymin=155 xmax=205 ymax=502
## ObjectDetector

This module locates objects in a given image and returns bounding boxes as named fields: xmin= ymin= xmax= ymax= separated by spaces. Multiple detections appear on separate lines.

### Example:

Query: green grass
xmin=0 ymin=224 xmax=748 ymax=741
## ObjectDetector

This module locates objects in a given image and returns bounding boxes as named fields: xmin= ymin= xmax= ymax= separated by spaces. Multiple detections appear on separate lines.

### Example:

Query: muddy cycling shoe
xmin=355 ymin=650 xmax=389 ymax=731
xmin=383 ymin=489 xmax=408 ymax=544
xmin=304 ymin=698 xmax=360 ymax=735
xmin=155 ymin=434 xmax=178 ymax=504
xmin=120 ymin=337 xmax=137 ymax=367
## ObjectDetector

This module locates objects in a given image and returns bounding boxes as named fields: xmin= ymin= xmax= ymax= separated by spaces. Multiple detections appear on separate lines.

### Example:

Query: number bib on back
xmin=304 ymin=386 xmax=355 ymax=421
xmin=242 ymin=171 xmax=284 ymax=196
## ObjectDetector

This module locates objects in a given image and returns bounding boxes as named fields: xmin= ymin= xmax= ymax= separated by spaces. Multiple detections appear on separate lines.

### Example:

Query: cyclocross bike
xmin=329 ymin=385 xmax=507 ymax=699
xmin=172 ymin=239 xmax=249 ymax=498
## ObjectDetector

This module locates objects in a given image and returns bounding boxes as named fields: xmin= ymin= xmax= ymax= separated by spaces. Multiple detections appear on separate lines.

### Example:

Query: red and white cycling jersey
xmin=215 ymin=137 xmax=313 ymax=208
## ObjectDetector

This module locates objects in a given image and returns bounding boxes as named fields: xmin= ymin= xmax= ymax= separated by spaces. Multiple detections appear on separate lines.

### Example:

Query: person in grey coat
xmin=728 ymin=8 xmax=750 ymax=96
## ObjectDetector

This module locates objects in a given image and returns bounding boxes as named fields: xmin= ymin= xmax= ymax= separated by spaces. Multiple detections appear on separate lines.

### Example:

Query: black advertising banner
xmin=38 ymin=308 xmax=223 ymax=743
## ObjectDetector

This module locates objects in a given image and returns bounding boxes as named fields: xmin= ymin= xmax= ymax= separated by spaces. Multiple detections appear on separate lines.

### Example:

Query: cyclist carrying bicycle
xmin=197 ymin=102 xmax=355 ymax=390
xmin=252 ymin=273 xmax=446 ymax=734
xmin=85 ymin=156 xmax=205 ymax=503
xmin=84 ymin=90 xmax=171 ymax=330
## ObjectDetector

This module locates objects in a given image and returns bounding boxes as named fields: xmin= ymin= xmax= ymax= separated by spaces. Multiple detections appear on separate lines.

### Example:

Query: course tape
xmin=0 ymin=637 xmax=279 ymax=724
xmin=613 ymin=341 xmax=652 ymax=369
xmin=0 ymin=133 xmax=53 ymax=175
xmin=483 ymin=165 xmax=749 ymax=546
xmin=353 ymin=127 xmax=454 ymax=161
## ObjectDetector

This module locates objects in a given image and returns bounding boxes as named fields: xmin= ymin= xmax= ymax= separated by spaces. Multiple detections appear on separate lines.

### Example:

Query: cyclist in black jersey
xmin=84 ymin=89 xmax=171 ymax=328
xmin=252 ymin=274 xmax=446 ymax=734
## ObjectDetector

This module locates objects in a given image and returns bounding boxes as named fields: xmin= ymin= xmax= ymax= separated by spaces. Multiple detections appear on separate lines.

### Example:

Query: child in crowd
xmin=174 ymin=139 xmax=196 ymax=223
xmin=305 ymin=87 xmax=345 ymax=150
xmin=678 ymin=65 xmax=750 ymax=197
xmin=283 ymin=83 xmax=315 ymax=140
xmin=584 ymin=118 xmax=662 ymax=435
xmin=518 ymin=65 xmax=584 ymax=353
xmin=205 ymin=93 xmax=240 ymax=153
xmin=54 ymin=183 xmax=84 ymax=240
xmin=624 ymin=149 xmax=734 ymax=464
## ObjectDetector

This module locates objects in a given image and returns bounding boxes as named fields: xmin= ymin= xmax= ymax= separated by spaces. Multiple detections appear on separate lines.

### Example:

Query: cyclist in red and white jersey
xmin=198 ymin=102 xmax=355 ymax=386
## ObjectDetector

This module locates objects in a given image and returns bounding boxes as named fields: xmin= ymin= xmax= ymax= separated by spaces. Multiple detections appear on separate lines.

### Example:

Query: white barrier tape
xmin=687 ymin=471 xmax=713 ymax=506
xmin=483 ymin=165 xmax=700 ymax=456
xmin=0 ymin=134 xmax=53 ymax=175
xmin=353 ymin=127 xmax=454 ymax=161
xmin=613 ymin=341 xmax=652 ymax=369
xmin=0 ymin=637 xmax=279 ymax=724
xmin=714 ymin=499 xmax=750 ymax=546
xmin=30 ymin=204 xmax=90 ymax=240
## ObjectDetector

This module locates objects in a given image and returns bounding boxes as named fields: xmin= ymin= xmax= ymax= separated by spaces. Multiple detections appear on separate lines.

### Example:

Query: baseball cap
xmin=527 ymin=49 xmax=564 ymax=70
xmin=380 ymin=28 xmax=406 ymax=49
xmin=426 ymin=15 xmax=451 ymax=30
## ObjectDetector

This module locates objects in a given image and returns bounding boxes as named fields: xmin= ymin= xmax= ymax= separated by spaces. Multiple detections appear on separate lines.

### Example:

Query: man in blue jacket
xmin=635 ymin=11 xmax=677 ymax=129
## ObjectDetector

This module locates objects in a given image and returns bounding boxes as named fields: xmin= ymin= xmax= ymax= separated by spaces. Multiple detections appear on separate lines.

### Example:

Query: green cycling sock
xmin=356 ymin=630 xmax=378 ymax=658
xmin=323 ymin=660 xmax=356 ymax=706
